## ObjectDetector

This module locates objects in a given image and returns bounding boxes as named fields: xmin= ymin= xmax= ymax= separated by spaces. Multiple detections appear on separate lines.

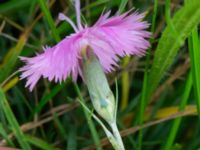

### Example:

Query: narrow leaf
xmin=147 ymin=1 xmax=200 ymax=99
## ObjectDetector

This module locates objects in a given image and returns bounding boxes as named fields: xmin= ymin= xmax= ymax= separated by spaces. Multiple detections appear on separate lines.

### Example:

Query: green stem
xmin=151 ymin=0 xmax=158 ymax=33
xmin=77 ymin=94 xmax=121 ymax=150
xmin=74 ymin=84 xmax=103 ymax=150
xmin=110 ymin=122 xmax=125 ymax=150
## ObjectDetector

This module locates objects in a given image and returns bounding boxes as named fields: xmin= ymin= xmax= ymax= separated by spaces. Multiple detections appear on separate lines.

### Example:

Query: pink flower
xmin=20 ymin=0 xmax=151 ymax=91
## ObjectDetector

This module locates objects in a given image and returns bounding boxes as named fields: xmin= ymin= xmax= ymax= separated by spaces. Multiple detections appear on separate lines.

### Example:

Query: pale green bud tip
xmin=82 ymin=50 xmax=116 ymax=123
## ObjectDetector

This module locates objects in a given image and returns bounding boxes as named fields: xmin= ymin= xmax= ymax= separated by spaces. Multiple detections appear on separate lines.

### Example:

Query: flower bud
xmin=82 ymin=49 xmax=116 ymax=123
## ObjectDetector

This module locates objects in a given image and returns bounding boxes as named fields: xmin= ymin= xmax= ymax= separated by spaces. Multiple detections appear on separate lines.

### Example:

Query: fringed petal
xmin=20 ymin=8 xmax=151 ymax=91
xmin=87 ymin=11 xmax=151 ymax=72
xmin=19 ymin=33 xmax=81 ymax=91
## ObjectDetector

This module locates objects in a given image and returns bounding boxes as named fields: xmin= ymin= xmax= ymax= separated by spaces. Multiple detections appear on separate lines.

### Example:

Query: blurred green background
xmin=0 ymin=0 xmax=200 ymax=149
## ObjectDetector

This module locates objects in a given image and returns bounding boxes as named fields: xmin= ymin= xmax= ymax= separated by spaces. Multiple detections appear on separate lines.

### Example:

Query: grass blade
xmin=147 ymin=0 xmax=200 ymax=100
xmin=37 ymin=0 xmax=60 ymax=42
xmin=53 ymin=113 xmax=68 ymax=142
xmin=0 ymin=0 xmax=34 ymax=13
xmin=67 ymin=124 xmax=77 ymax=150
xmin=0 ymin=32 xmax=28 ymax=83
xmin=137 ymin=0 xmax=158 ymax=149
xmin=188 ymin=28 xmax=200 ymax=118
xmin=0 ymin=123 xmax=15 ymax=146
xmin=2 ymin=77 xmax=19 ymax=92
xmin=151 ymin=0 xmax=158 ymax=33
xmin=24 ymin=135 xmax=56 ymax=150
xmin=0 ymin=88 xmax=31 ymax=150
xmin=117 ymin=0 xmax=128 ymax=14
xmin=163 ymin=71 xmax=192 ymax=150
xmin=32 ymin=83 xmax=66 ymax=116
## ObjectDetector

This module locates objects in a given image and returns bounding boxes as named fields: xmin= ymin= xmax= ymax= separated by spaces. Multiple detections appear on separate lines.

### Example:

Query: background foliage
xmin=0 ymin=0 xmax=200 ymax=149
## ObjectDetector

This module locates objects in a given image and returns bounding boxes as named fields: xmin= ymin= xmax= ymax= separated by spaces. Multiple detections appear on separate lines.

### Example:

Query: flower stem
xmin=76 ymin=91 xmax=124 ymax=150
xmin=110 ymin=122 xmax=125 ymax=150
xmin=74 ymin=83 xmax=103 ymax=150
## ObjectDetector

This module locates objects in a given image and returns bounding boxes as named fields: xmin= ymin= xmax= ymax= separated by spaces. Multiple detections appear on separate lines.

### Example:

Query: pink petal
xmin=20 ymin=33 xmax=82 ymax=91
xmin=20 ymin=8 xmax=151 ymax=91
xmin=87 ymin=11 xmax=151 ymax=72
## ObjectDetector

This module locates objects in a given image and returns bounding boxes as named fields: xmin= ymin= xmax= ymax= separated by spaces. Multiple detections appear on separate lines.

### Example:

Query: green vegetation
xmin=0 ymin=0 xmax=200 ymax=149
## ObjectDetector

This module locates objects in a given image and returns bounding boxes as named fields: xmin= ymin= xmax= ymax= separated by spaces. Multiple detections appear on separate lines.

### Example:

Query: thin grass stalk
xmin=188 ymin=28 xmax=200 ymax=118
xmin=117 ymin=0 xmax=128 ymax=14
xmin=121 ymin=56 xmax=130 ymax=111
xmin=137 ymin=0 xmax=158 ymax=149
xmin=165 ymin=0 xmax=171 ymax=24
xmin=163 ymin=71 xmax=192 ymax=150
xmin=119 ymin=0 xmax=130 ymax=111
xmin=24 ymin=135 xmax=55 ymax=150
xmin=37 ymin=0 xmax=60 ymax=42
xmin=0 ymin=123 xmax=15 ymax=146
xmin=151 ymin=0 xmax=158 ymax=33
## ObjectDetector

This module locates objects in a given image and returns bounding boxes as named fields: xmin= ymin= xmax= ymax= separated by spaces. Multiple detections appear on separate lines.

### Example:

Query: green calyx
xmin=82 ymin=49 xmax=116 ymax=123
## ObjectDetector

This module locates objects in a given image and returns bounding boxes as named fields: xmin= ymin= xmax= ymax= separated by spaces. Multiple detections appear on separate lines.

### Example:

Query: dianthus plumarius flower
xmin=20 ymin=0 xmax=151 ymax=91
